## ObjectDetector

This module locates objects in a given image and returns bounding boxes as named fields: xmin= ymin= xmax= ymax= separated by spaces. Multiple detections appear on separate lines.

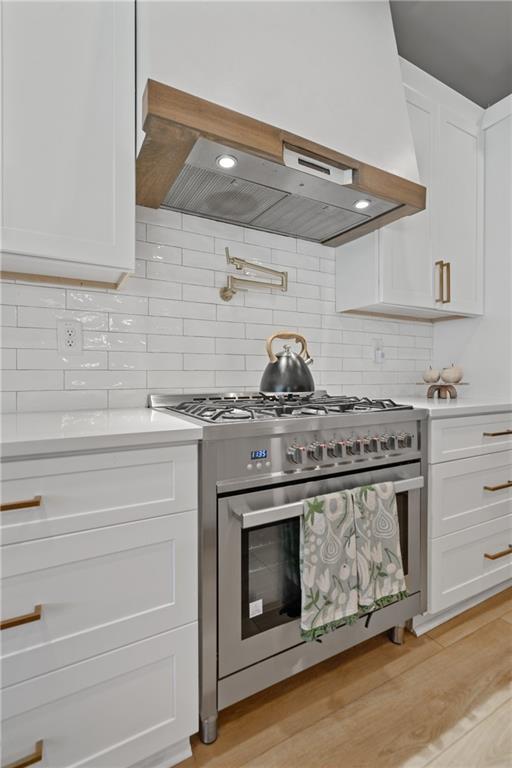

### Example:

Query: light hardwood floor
xmin=183 ymin=588 xmax=512 ymax=768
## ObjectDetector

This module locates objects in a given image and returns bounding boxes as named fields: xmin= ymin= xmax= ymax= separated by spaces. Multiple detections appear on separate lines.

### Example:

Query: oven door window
xmin=241 ymin=519 xmax=301 ymax=639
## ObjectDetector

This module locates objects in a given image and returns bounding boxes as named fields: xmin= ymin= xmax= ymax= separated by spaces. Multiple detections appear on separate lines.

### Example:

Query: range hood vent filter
xmin=163 ymin=165 xmax=288 ymax=224
xmin=250 ymin=195 xmax=368 ymax=241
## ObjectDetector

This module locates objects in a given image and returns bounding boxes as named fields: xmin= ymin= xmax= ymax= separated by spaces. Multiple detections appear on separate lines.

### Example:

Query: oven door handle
xmin=231 ymin=476 xmax=424 ymax=529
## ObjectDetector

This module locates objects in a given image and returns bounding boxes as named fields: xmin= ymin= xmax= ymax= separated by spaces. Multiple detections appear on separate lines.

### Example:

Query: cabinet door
xmin=1 ymin=1 xmax=135 ymax=274
xmin=436 ymin=108 xmax=483 ymax=314
xmin=379 ymin=87 xmax=435 ymax=309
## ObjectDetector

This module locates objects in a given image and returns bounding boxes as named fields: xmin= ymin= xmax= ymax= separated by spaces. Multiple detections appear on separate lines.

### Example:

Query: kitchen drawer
xmin=429 ymin=513 xmax=512 ymax=613
xmin=1 ymin=623 xmax=198 ymax=768
xmin=430 ymin=412 xmax=512 ymax=463
xmin=430 ymin=450 xmax=512 ymax=537
xmin=1 ymin=444 xmax=197 ymax=544
xmin=1 ymin=512 xmax=197 ymax=686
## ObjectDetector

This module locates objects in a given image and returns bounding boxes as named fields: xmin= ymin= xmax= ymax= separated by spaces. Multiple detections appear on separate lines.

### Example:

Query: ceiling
xmin=390 ymin=1 xmax=512 ymax=107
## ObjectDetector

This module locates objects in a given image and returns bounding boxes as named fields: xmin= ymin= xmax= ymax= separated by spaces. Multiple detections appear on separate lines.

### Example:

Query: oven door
xmin=218 ymin=463 xmax=423 ymax=679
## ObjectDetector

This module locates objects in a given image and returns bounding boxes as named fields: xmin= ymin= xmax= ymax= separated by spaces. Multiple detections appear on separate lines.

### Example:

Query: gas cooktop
xmin=149 ymin=391 xmax=413 ymax=424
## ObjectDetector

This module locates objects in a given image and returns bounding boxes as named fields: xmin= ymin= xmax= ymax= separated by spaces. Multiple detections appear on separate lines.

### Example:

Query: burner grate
xmin=162 ymin=392 xmax=413 ymax=423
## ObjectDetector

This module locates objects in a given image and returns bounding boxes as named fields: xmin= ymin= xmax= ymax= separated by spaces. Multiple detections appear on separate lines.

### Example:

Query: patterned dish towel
xmin=301 ymin=482 xmax=407 ymax=642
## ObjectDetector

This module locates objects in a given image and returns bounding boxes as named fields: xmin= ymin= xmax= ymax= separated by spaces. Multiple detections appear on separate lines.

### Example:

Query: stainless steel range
xmin=149 ymin=392 xmax=428 ymax=744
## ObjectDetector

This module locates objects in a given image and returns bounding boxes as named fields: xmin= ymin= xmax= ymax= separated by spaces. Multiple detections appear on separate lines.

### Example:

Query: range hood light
xmin=354 ymin=199 xmax=371 ymax=210
xmin=216 ymin=154 xmax=238 ymax=169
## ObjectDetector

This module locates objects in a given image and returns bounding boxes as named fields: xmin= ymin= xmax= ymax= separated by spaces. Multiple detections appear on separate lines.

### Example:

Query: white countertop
xmin=400 ymin=397 xmax=512 ymax=419
xmin=1 ymin=408 xmax=202 ymax=459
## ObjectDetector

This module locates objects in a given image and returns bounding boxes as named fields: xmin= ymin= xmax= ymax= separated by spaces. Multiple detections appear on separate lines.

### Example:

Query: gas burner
xmin=158 ymin=391 xmax=413 ymax=424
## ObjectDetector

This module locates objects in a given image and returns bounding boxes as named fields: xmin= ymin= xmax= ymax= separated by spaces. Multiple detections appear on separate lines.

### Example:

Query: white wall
xmin=0 ymin=208 xmax=433 ymax=412
xmin=137 ymin=0 xmax=419 ymax=182
xmin=433 ymin=98 xmax=512 ymax=400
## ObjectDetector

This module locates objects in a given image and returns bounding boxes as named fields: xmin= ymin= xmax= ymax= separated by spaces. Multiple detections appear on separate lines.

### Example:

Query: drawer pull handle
xmin=484 ymin=545 xmax=512 ymax=561
xmin=2 ymin=740 xmax=43 ymax=768
xmin=0 ymin=495 xmax=42 ymax=512
xmin=0 ymin=605 xmax=42 ymax=631
xmin=482 ymin=430 xmax=512 ymax=438
xmin=484 ymin=480 xmax=512 ymax=492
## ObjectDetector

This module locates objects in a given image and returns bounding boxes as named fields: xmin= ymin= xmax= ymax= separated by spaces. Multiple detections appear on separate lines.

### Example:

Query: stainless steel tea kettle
xmin=260 ymin=331 xmax=315 ymax=394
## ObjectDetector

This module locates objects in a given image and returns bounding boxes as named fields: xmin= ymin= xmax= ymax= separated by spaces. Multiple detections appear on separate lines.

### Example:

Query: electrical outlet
xmin=374 ymin=338 xmax=385 ymax=364
xmin=57 ymin=320 xmax=83 ymax=355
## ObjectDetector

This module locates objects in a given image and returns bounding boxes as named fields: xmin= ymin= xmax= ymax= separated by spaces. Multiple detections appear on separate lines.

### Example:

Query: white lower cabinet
xmin=430 ymin=514 xmax=512 ymax=613
xmin=2 ymin=624 xmax=198 ymax=768
xmin=1 ymin=440 xmax=199 ymax=767
xmin=425 ymin=411 xmax=512 ymax=618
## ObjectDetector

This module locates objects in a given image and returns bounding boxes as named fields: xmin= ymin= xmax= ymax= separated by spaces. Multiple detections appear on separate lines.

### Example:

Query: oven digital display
xmin=250 ymin=449 xmax=268 ymax=460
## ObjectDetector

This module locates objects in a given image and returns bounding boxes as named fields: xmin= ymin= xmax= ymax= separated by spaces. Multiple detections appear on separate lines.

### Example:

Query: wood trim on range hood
xmin=136 ymin=79 xmax=426 ymax=247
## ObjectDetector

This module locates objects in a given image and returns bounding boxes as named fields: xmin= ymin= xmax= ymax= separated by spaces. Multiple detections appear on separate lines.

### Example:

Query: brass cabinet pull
xmin=2 ymin=740 xmax=43 ymax=768
xmin=484 ymin=480 xmax=512 ymax=492
xmin=435 ymin=260 xmax=444 ymax=303
xmin=443 ymin=261 xmax=451 ymax=303
xmin=0 ymin=495 xmax=42 ymax=512
xmin=483 ymin=429 xmax=512 ymax=437
xmin=484 ymin=545 xmax=512 ymax=561
xmin=0 ymin=605 xmax=42 ymax=631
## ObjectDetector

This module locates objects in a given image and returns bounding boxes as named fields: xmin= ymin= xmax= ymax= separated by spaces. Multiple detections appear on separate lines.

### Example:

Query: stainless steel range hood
xmin=136 ymin=80 xmax=426 ymax=247
xmin=162 ymin=139 xmax=400 ymax=243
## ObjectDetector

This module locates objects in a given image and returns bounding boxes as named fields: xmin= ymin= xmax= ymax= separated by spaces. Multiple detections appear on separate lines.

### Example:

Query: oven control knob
xmin=287 ymin=445 xmax=305 ymax=464
xmin=354 ymin=438 xmax=366 ymax=456
xmin=380 ymin=434 xmax=390 ymax=450
xmin=369 ymin=436 xmax=381 ymax=452
xmin=345 ymin=439 xmax=354 ymax=456
xmin=327 ymin=440 xmax=345 ymax=459
xmin=405 ymin=432 xmax=413 ymax=447
xmin=308 ymin=442 xmax=326 ymax=462
xmin=388 ymin=435 xmax=399 ymax=450
xmin=397 ymin=432 xmax=409 ymax=448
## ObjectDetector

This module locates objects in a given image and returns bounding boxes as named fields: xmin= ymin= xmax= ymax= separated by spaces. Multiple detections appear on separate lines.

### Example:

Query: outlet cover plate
xmin=57 ymin=320 xmax=83 ymax=355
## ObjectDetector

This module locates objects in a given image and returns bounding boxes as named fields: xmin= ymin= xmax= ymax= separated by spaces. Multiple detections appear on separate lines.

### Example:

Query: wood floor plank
xmin=427 ymin=587 xmax=512 ymax=647
xmin=425 ymin=698 xmax=512 ymax=767
xmin=501 ymin=609 xmax=512 ymax=625
xmin=241 ymin=619 xmax=512 ymax=768
xmin=183 ymin=631 xmax=441 ymax=768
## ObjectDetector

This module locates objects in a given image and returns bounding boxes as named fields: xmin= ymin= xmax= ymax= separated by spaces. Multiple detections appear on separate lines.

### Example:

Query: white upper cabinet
xmin=336 ymin=61 xmax=484 ymax=321
xmin=0 ymin=1 xmax=135 ymax=284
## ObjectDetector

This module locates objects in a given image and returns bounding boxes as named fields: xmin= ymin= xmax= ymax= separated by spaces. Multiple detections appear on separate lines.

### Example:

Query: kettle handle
xmin=265 ymin=331 xmax=312 ymax=363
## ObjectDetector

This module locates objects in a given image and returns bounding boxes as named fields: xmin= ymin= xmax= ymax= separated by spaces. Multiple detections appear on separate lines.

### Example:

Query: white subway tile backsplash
xmin=214 ymin=238 xmax=272 ymax=263
xmin=184 ymin=319 xmax=245 ymax=338
xmin=83 ymin=332 xmax=147 ymax=351
xmin=109 ymin=314 xmax=183 ymax=335
xmin=244 ymin=228 xmax=296 ymax=252
xmin=17 ymin=307 xmax=108 ymax=330
xmin=147 ymin=261 xmax=214 ymax=287
xmin=136 ymin=206 xmax=182 ymax=228
xmin=1 ymin=283 xmax=66 ymax=308
xmin=136 ymin=240 xmax=181 ymax=264
xmin=1 ymin=306 xmax=17 ymax=326
xmin=17 ymin=390 xmax=108 ymax=412
xmin=1 ymin=349 xmax=17 ymax=368
xmin=65 ymin=371 xmax=147 ymax=389
xmin=182 ymin=214 xmax=244 ymax=241
xmin=184 ymin=354 xmax=244 ymax=371
xmin=67 ymin=291 xmax=148 ymax=315
xmin=17 ymin=350 xmax=107 ymax=370
xmin=2 ymin=370 xmax=63 ymax=390
xmin=109 ymin=352 xmax=182 ymax=370
xmin=150 ymin=298 xmax=216 ymax=320
xmin=118 ymin=275 xmax=182 ymax=300
xmin=1 ymin=327 xmax=57 ymax=349
xmin=1 ymin=392 xmax=17 ymax=412
xmin=148 ymin=370 xmax=216 ymax=388
xmin=148 ymin=335 xmax=211 ymax=354
xmin=147 ymin=224 xmax=212 ymax=253
xmin=1 ymin=207 xmax=433 ymax=411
